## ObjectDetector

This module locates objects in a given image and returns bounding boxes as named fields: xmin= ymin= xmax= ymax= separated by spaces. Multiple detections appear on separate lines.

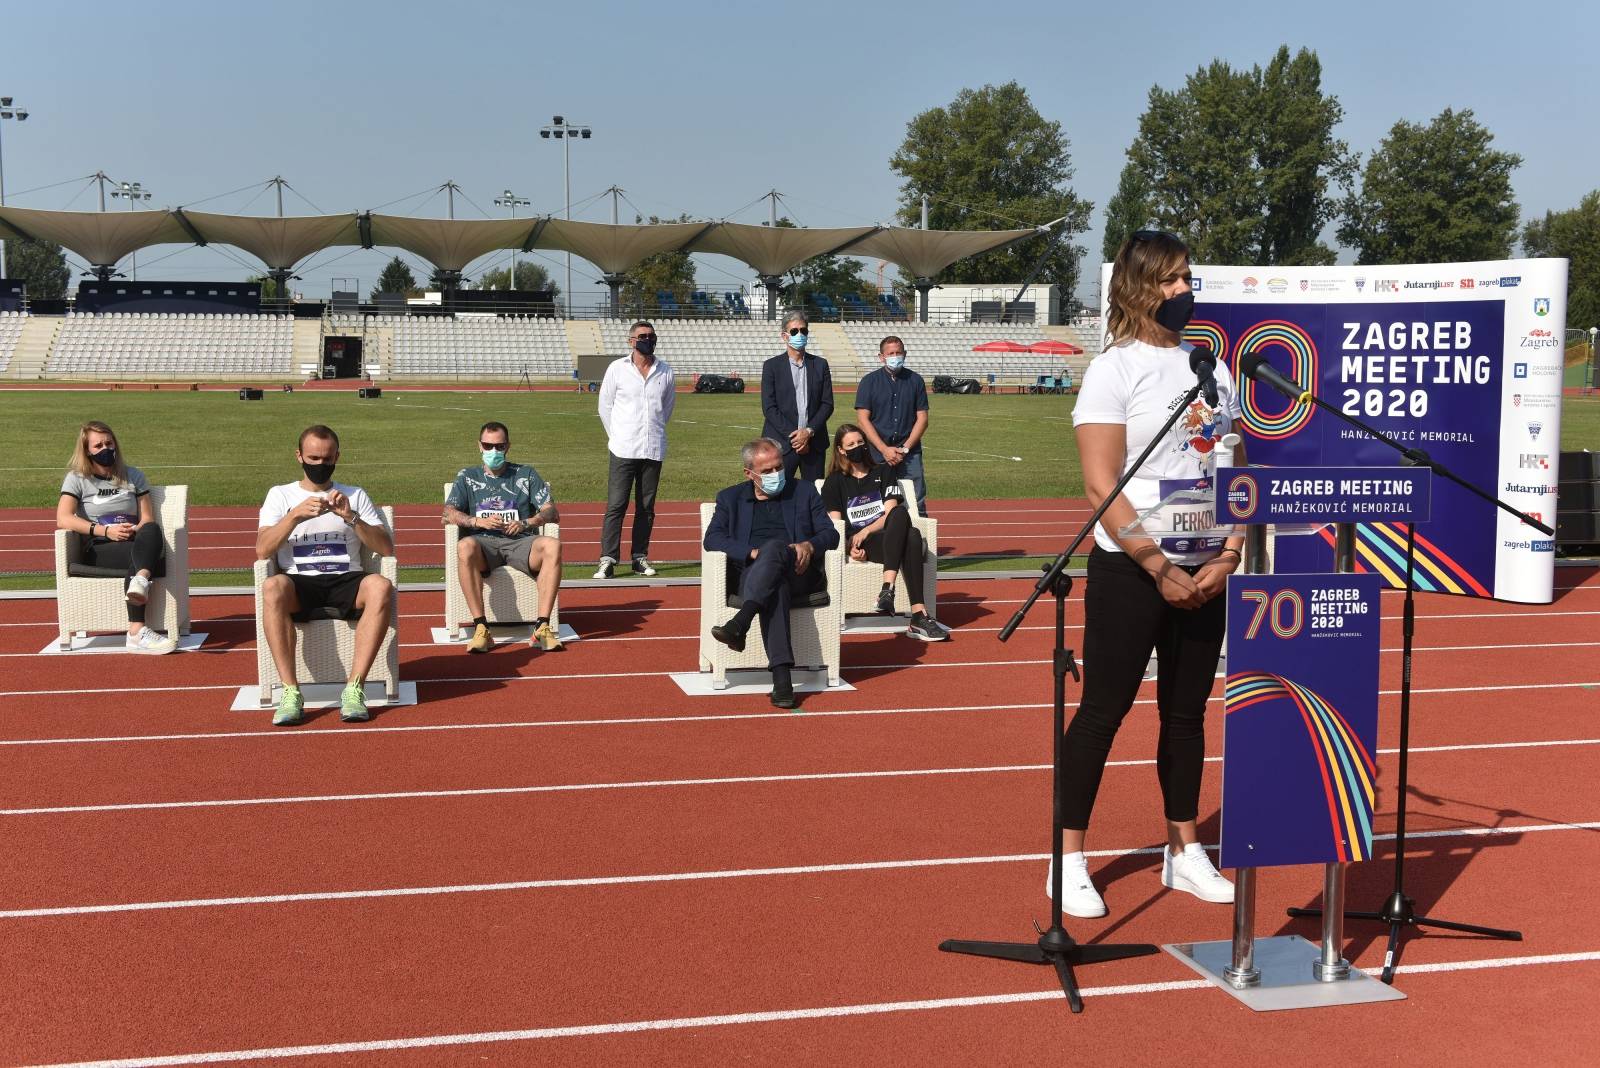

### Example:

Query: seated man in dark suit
xmin=704 ymin=436 xmax=841 ymax=708
xmin=760 ymin=311 xmax=833 ymax=480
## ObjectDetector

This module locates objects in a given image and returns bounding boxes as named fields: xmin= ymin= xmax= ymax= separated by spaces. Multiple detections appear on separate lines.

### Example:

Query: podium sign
xmin=1217 ymin=466 xmax=1431 ymax=526
xmin=1220 ymin=572 xmax=1384 ymax=870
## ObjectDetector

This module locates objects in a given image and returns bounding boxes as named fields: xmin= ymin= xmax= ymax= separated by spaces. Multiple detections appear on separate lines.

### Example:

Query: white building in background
xmin=923 ymin=283 xmax=1062 ymax=325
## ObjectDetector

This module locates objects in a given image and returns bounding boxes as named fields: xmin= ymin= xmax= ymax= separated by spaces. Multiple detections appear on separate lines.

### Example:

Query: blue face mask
xmin=482 ymin=449 xmax=506 ymax=469
xmin=759 ymin=470 xmax=786 ymax=495
xmin=885 ymin=354 xmax=905 ymax=371
xmin=788 ymin=331 xmax=808 ymax=351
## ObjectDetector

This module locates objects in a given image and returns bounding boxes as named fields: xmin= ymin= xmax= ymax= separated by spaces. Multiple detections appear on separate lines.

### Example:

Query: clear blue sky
xmin=3 ymin=0 xmax=1595 ymax=304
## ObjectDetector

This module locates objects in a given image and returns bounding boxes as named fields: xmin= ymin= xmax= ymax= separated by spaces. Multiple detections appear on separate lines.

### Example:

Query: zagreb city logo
xmin=1354 ymin=277 xmax=1366 ymax=292
xmin=1527 ymin=421 xmax=1543 ymax=441
xmin=1226 ymin=473 xmax=1258 ymax=520
xmin=1533 ymin=298 xmax=1550 ymax=316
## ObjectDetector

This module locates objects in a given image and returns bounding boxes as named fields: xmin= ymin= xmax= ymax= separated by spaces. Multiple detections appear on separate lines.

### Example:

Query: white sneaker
xmin=593 ymin=557 xmax=616 ymax=580
xmin=631 ymin=555 xmax=657 ymax=577
xmin=126 ymin=627 xmax=177 ymax=655
xmin=1162 ymin=843 xmax=1235 ymax=903
xmin=126 ymin=574 xmax=150 ymax=605
xmin=1044 ymin=851 xmax=1108 ymax=918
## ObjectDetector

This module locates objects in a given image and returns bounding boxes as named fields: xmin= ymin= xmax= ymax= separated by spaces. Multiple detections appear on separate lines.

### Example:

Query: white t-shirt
xmin=258 ymin=481 xmax=384 ymax=575
xmin=1072 ymin=339 xmax=1242 ymax=565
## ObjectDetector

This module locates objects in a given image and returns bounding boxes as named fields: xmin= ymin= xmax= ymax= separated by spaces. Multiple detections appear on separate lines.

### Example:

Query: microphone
xmin=1239 ymin=348 xmax=1306 ymax=403
xmin=1187 ymin=344 xmax=1218 ymax=406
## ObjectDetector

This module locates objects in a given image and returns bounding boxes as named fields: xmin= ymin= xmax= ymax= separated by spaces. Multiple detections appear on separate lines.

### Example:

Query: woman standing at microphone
xmin=1052 ymin=230 xmax=1245 ymax=917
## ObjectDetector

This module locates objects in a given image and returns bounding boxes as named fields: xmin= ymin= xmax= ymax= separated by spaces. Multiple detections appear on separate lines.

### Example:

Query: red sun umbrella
xmin=972 ymin=340 xmax=1031 ymax=352
xmin=1029 ymin=339 xmax=1084 ymax=355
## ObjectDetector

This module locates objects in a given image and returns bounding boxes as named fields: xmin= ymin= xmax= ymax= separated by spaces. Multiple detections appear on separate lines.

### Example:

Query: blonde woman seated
xmin=819 ymin=423 xmax=950 ymax=641
xmin=56 ymin=421 xmax=177 ymax=654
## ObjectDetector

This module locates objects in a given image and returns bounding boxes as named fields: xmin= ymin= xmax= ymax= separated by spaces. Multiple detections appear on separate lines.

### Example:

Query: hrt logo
xmin=1533 ymin=298 xmax=1550 ymax=316
xmin=1376 ymin=280 xmax=1399 ymax=293
xmin=1518 ymin=454 xmax=1549 ymax=470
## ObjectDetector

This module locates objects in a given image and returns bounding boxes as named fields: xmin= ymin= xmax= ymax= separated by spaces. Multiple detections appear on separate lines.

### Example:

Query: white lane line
xmin=0 ymin=702 xmax=1050 ymax=746
xmin=8 ymin=739 xmax=1597 ymax=814
xmin=5 ymin=821 xmax=1597 ymax=921
xmin=23 ymin=951 xmax=1600 ymax=1066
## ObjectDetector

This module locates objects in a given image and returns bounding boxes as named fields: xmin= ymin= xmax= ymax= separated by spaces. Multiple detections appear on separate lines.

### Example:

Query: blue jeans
xmin=889 ymin=451 xmax=927 ymax=516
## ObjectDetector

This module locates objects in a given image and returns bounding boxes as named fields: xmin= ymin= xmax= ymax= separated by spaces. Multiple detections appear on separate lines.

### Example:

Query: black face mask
xmin=634 ymin=335 xmax=657 ymax=356
xmin=1154 ymin=290 xmax=1195 ymax=333
xmin=301 ymin=461 xmax=337 ymax=485
xmin=845 ymin=445 xmax=870 ymax=465
xmin=89 ymin=447 xmax=117 ymax=468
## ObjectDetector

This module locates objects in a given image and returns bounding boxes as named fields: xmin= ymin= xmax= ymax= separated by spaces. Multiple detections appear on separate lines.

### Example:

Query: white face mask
xmin=885 ymin=354 xmax=906 ymax=371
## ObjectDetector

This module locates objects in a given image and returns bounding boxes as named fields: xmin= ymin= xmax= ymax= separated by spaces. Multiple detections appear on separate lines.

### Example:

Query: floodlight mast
xmin=110 ymin=180 xmax=152 ymax=281
xmin=0 ymin=94 xmax=31 ymax=279
xmin=540 ymin=115 xmax=591 ymax=310
xmin=494 ymin=187 xmax=531 ymax=290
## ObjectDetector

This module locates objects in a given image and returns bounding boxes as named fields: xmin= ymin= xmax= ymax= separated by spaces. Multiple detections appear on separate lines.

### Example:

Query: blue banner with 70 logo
xmin=1220 ymin=572 xmax=1384 ymax=870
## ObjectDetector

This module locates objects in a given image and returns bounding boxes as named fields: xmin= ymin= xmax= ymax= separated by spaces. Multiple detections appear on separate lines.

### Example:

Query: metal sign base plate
xmin=1164 ymin=935 xmax=1406 ymax=1011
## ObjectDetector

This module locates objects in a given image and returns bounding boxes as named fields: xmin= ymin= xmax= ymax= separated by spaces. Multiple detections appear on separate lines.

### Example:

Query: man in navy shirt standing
xmin=854 ymin=335 xmax=930 ymax=514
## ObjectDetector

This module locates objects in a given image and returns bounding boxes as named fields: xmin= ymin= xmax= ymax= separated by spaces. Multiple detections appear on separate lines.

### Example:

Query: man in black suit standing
xmin=760 ymin=310 xmax=833 ymax=481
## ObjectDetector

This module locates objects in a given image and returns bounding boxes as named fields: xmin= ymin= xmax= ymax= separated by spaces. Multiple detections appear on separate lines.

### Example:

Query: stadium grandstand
xmin=0 ymin=203 xmax=1101 ymax=386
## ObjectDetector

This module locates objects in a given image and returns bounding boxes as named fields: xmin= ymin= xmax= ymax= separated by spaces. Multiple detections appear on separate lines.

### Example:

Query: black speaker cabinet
xmin=238 ymin=387 xmax=264 ymax=401
xmin=358 ymin=387 xmax=382 ymax=399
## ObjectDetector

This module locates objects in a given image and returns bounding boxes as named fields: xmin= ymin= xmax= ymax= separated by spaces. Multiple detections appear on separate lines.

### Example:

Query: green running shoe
xmin=273 ymin=685 xmax=304 ymax=727
xmin=340 ymin=681 xmax=371 ymax=723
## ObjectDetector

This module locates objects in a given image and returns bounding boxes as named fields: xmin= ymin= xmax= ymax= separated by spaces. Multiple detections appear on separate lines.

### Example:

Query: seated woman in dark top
xmin=819 ymin=423 xmax=950 ymax=642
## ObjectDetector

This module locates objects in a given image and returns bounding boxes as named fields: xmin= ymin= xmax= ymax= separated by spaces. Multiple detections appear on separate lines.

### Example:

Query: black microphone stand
xmin=1264 ymin=380 xmax=1535 ymax=982
xmin=938 ymin=379 xmax=1213 ymax=1012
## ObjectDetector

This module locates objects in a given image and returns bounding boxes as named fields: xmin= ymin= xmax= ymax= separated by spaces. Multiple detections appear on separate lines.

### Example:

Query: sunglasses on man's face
xmin=480 ymin=441 xmax=508 ymax=450
xmin=787 ymin=327 xmax=806 ymax=336
xmin=634 ymin=333 xmax=656 ymax=342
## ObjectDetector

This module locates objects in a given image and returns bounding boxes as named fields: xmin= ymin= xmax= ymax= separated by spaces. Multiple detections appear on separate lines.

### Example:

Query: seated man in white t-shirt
xmin=255 ymin=424 xmax=395 ymax=727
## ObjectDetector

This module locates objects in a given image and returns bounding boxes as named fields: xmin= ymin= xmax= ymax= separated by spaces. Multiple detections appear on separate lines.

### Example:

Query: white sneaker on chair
xmin=1045 ymin=851 xmax=1108 ymax=918
xmin=126 ymin=574 xmax=150 ymax=605
xmin=1161 ymin=843 xmax=1235 ymax=903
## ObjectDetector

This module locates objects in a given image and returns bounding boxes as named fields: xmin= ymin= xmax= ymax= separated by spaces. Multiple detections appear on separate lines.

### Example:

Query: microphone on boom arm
xmin=1187 ymin=343 xmax=1218 ymax=407
xmin=1239 ymin=347 xmax=1308 ymax=404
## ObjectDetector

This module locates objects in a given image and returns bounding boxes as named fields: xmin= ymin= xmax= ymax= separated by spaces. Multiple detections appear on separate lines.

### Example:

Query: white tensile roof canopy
xmin=0 ymin=205 xmax=1046 ymax=287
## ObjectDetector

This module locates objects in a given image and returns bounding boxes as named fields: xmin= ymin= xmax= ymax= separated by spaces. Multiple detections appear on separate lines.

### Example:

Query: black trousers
xmin=860 ymin=505 xmax=926 ymax=605
xmin=1060 ymin=546 xmax=1226 ymax=828
xmin=83 ymin=523 xmax=165 ymax=623
xmin=729 ymin=538 xmax=815 ymax=669
xmin=601 ymin=454 xmax=663 ymax=561
xmin=781 ymin=442 xmax=825 ymax=482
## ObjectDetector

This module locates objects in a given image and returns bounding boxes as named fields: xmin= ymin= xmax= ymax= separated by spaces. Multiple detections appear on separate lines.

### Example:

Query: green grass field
xmin=0 ymin=390 xmax=1086 ymax=508
xmin=0 ymin=388 xmax=1595 ymax=510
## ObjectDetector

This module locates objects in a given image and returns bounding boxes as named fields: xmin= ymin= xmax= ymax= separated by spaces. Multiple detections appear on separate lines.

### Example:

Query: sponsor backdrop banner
xmin=1220 ymin=572 xmax=1384 ymax=869
xmin=1101 ymin=258 xmax=1568 ymax=603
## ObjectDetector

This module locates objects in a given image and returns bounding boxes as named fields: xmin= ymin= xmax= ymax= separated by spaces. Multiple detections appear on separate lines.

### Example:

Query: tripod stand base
xmin=939 ymin=928 xmax=1159 ymax=1014
xmin=1166 ymin=935 xmax=1406 ymax=1011
xmin=1288 ymin=894 xmax=1522 ymax=983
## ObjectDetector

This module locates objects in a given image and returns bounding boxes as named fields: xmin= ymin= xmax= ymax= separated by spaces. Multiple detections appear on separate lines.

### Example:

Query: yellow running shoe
xmin=467 ymin=622 xmax=495 ymax=653
xmin=530 ymin=621 xmax=564 ymax=651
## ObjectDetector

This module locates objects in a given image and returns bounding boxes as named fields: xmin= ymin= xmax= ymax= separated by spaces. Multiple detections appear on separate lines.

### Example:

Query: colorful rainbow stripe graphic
xmin=1315 ymin=523 xmax=1490 ymax=597
xmin=1182 ymin=320 xmax=1229 ymax=362
xmin=1225 ymin=671 xmax=1377 ymax=862
xmin=1234 ymin=320 xmax=1318 ymax=440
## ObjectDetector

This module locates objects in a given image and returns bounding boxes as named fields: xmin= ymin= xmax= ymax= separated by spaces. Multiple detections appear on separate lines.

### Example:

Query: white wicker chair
xmin=55 ymin=484 xmax=191 ymax=650
xmin=253 ymin=506 xmax=400 ymax=706
xmin=441 ymin=483 xmax=561 ymax=638
xmin=698 ymin=502 xmax=844 ymax=688
xmin=817 ymin=478 xmax=939 ymax=617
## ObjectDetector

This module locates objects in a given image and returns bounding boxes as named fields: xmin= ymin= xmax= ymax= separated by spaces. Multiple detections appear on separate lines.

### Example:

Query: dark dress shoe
xmin=711 ymin=623 xmax=746 ymax=653
xmin=769 ymin=686 xmax=798 ymax=709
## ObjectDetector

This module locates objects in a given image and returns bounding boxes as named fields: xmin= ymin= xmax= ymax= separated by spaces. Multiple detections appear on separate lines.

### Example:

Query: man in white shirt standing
xmin=596 ymin=320 xmax=675 ymax=579
xmin=256 ymin=424 xmax=395 ymax=727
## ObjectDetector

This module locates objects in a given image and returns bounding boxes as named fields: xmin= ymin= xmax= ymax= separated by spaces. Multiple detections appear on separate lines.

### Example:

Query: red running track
xmin=0 ymin=572 xmax=1596 ymax=1064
